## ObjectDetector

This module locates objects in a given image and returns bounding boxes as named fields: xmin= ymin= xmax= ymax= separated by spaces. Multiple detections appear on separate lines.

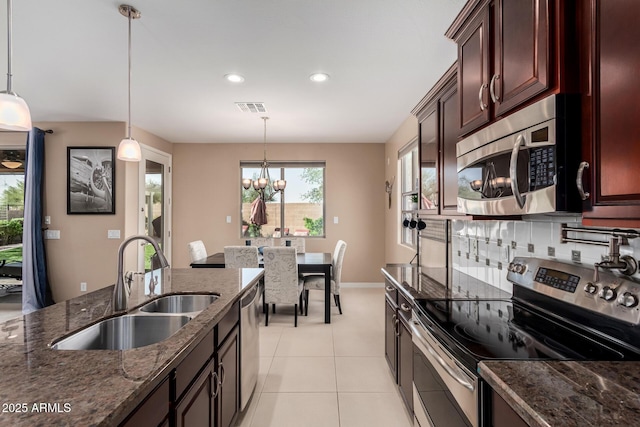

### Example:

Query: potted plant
xmin=411 ymin=194 xmax=419 ymax=210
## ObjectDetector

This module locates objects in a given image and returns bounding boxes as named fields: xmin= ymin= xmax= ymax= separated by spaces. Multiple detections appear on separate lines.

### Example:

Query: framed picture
xmin=67 ymin=146 xmax=115 ymax=214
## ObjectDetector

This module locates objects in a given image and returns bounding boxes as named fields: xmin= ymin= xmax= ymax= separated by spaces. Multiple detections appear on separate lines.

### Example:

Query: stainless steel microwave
xmin=456 ymin=94 xmax=581 ymax=216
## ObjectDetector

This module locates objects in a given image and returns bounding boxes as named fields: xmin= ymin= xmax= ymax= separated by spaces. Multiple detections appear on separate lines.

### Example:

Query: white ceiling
xmin=2 ymin=0 xmax=465 ymax=143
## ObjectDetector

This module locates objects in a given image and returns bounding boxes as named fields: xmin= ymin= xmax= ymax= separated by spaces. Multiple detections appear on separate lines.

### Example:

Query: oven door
xmin=457 ymin=119 xmax=557 ymax=216
xmin=410 ymin=314 xmax=478 ymax=427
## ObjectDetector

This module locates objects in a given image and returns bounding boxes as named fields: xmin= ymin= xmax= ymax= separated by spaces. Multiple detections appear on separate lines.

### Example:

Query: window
xmin=399 ymin=141 xmax=418 ymax=247
xmin=240 ymin=162 xmax=325 ymax=238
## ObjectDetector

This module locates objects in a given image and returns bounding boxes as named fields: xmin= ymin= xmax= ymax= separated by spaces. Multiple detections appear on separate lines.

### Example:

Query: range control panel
xmin=507 ymin=257 xmax=640 ymax=326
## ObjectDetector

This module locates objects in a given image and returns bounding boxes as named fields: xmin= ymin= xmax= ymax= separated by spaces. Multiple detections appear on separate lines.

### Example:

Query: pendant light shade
xmin=0 ymin=0 xmax=31 ymax=132
xmin=117 ymin=4 xmax=141 ymax=162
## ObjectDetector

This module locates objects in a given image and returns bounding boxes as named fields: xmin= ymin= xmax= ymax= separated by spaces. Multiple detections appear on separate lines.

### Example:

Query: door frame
xmin=137 ymin=144 xmax=172 ymax=271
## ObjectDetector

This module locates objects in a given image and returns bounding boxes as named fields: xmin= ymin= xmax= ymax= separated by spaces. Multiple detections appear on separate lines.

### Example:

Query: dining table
xmin=191 ymin=252 xmax=334 ymax=324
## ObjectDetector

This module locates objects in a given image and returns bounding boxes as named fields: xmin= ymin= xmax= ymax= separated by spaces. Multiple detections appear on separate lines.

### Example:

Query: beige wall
xmin=384 ymin=115 xmax=419 ymax=263
xmin=35 ymin=122 xmax=172 ymax=302
xmin=172 ymin=143 xmax=385 ymax=283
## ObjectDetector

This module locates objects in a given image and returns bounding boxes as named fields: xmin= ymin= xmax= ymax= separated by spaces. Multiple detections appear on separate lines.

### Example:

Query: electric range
xmin=411 ymin=257 xmax=640 ymax=427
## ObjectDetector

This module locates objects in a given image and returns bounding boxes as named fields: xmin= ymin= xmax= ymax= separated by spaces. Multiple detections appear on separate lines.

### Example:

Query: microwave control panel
xmin=529 ymin=146 xmax=555 ymax=190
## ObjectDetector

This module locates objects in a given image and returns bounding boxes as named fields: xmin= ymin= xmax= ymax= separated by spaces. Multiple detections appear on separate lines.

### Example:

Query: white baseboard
xmin=341 ymin=282 xmax=384 ymax=288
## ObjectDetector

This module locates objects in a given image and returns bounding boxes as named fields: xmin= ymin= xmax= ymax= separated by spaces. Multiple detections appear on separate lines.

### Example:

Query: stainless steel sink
xmin=51 ymin=314 xmax=191 ymax=350
xmin=139 ymin=294 xmax=219 ymax=314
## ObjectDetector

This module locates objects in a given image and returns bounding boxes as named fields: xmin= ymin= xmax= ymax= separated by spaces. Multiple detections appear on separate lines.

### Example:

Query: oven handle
xmin=509 ymin=134 xmax=526 ymax=209
xmin=410 ymin=319 xmax=475 ymax=392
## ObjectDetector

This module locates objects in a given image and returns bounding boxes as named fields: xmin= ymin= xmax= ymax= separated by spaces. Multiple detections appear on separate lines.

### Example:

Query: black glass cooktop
xmin=414 ymin=297 xmax=638 ymax=372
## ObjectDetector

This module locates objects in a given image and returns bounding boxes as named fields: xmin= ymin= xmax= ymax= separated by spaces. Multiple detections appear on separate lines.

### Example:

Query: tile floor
xmin=235 ymin=287 xmax=414 ymax=427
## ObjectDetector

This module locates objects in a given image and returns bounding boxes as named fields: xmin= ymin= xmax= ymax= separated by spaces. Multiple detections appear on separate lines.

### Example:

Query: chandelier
xmin=241 ymin=117 xmax=286 ymax=199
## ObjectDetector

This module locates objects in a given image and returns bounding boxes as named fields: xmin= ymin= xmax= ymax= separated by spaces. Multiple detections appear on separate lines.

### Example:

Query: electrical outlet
xmin=107 ymin=230 xmax=120 ymax=239
xmin=548 ymin=246 xmax=556 ymax=257
xmin=572 ymin=250 xmax=581 ymax=263
xmin=80 ymin=282 xmax=87 ymax=292
xmin=528 ymin=243 xmax=535 ymax=253
xmin=472 ymin=239 xmax=479 ymax=257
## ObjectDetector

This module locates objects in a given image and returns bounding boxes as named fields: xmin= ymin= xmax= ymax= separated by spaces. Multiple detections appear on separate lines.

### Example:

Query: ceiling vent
xmin=235 ymin=102 xmax=267 ymax=114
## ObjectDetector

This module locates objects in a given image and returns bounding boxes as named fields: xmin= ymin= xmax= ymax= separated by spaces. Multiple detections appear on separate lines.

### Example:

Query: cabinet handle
xmin=576 ymin=161 xmax=590 ymax=200
xmin=509 ymin=134 xmax=527 ymax=209
xmin=400 ymin=303 xmax=412 ymax=313
xmin=212 ymin=371 xmax=220 ymax=398
xmin=385 ymin=286 xmax=394 ymax=292
xmin=489 ymin=74 xmax=500 ymax=102
xmin=395 ymin=319 xmax=400 ymax=337
xmin=219 ymin=362 xmax=226 ymax=385
xmin=478 ymin=83 xmax=488 ymax=111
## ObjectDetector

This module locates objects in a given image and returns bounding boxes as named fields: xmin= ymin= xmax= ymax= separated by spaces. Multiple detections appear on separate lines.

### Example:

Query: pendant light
xmin=117 ymin=5 xmax=142 ymax=162
xmin=0 ymin=0 xmax=31 ymax=131
xmin=241 ymin=117 xmax=286 ymax=201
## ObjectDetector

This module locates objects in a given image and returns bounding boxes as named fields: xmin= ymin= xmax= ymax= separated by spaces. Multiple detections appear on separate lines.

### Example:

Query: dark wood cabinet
xmin=216 ymin=326 xmax=239 ymax=427
xmin=447 ymin=0 xmax=556 ymax=137
xmin=175 ymin=360 xmax=216 ymax=427
xmin=579 ymin=0 xmax=640 ymax=226
xmin=120 ymin=377 xmax=170 ymax=427
xmin=413 ymin=63 xmax=463 ymax=217
xmin=491 ymin=389 xmax=528 ymax=427
xmin=384 ymin=279 xmax=413 ymax=414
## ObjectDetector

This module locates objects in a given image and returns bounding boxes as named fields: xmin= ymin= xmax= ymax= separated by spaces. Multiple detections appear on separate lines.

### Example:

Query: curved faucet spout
xmin=113 ymin=235 xmax=170 ymax=312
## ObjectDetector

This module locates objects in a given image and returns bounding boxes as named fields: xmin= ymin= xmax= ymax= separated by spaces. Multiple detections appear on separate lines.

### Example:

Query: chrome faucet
xmin=113 ymin=235 xmax=169 ymax=312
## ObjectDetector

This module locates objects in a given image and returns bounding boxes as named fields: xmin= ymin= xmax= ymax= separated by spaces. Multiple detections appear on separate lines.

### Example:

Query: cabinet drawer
xmin=175 ymin=329 xmax=214 ymax=400
xmin=217 ymin=301 xmax=240 ymax=347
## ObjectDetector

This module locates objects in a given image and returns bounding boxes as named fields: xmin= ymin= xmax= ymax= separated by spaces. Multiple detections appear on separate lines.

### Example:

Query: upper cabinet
xmin=579 ymin=0 xmax=640 ymax=227
xmin=446 ymin=0 xmax=572 ymax=137
xmin=412 ymin=63 xmax=463 ymax=217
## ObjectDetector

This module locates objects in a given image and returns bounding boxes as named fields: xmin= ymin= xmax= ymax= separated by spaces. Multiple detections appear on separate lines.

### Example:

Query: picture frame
xmin=67 ymin=146 xmax=115 ymax=214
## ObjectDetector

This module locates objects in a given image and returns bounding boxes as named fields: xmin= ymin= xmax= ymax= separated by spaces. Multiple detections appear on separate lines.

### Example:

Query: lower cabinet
xmin=216 ymin=326 xmax=239 ymax=427
xmin=175 ymin=359 xmax=216 ymax=427
xmin=491 ymin=389 xmax=528 ymax=427
xmin=384 ymin=279 xmax=413 ymax=415
xmin=120 ymin=377 xmax=170 ymax=427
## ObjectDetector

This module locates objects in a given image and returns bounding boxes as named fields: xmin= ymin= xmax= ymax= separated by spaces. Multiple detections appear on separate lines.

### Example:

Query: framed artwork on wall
xmin=67 ymin=146 xmax=115 ymax=214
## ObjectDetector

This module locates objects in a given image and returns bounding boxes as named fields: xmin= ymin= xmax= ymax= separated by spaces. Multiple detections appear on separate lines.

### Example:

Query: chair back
xmin=187 ymin=240 xmax=207 ymax=263
xmin=279 ymin=237 xmax=305 ymax=253
xmin=263 ymin=247 xmax=301 ymax=304
xmin=332 ymin=240 xmax=347 ymax=292
xmin=224 ymin=246 xmax=259 ymax=268
xmin=248 ymin=237 xmax=274 ymax=248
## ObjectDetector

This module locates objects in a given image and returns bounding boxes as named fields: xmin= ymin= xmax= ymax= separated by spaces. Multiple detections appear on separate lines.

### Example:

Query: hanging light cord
xmin=262 ymin=117 xmax=268 ymax=163
xmin=5 ymin=0 xmax=13 ymax=94
xmin=126 ymin=6 xmax=132 ymax=140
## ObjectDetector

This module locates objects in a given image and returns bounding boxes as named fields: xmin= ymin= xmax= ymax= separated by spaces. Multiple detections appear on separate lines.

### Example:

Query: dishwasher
xmin=240 ymin=281 xmax=260 ymax=410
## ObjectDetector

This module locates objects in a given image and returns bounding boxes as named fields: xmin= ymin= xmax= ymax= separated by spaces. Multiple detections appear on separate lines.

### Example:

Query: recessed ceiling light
xmin=310 ymin=73 xmax=330 ymax=83
xmin=225 ymin=74 xmax=245 ymax=83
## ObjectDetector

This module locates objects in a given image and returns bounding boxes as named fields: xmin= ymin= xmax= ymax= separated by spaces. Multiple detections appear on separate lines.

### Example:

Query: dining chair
xmin=224 ymin=246 xmax=259 ymax=268
xmin=279 ymin=237 xmax=305 ymax=253
xmin=303 ymin=240 xmax=347 ymax=315
xmin=247 ymin=237 xmax=274 ymax=248
xmin=262 ymin=247 xmax=304 ymax=327
xmin=187 ymin=240 xmax=208 ymax=263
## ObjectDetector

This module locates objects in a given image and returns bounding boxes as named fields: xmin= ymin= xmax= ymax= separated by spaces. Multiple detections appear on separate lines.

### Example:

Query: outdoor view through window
xmin=0 ymin=152 xmax=25 ymax=299
xmin=241 ymin=163 xmax=325 ymax=238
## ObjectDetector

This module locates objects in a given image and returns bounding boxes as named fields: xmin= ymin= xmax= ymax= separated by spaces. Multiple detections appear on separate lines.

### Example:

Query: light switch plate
xmin=226 ymin=216 xmax=232 ymax=224
xmin=44 ymin=216 xmax=51 ymax=225
xmin=107 ymin=230 xmax=121 ymax=239
xmin=333 ymin=216 xmax=339 ymax=224
xmin=45 ymin=230 xmax=60 ymax=239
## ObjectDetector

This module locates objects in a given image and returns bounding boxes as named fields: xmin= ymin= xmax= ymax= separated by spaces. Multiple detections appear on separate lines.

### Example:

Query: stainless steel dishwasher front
xmin=240 ymin=281 xmax=260 ymax=410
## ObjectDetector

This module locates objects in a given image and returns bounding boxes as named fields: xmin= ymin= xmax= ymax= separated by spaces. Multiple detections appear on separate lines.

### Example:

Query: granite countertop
xmin=0 ymin=267 xmax=263 ymax=427
xmin=480 ymin=360 xmax=640 ymax=427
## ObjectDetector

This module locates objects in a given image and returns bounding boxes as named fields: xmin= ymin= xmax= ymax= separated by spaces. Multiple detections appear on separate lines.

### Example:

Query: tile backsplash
xmin=451 ymin=215 xmax=640 ymax=295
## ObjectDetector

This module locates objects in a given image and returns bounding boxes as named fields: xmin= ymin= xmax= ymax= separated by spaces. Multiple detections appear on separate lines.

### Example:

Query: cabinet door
xmin=492 ymin=389 xmax=528 ymax=427
xmin=457 ymin=6 xmax=491 ymax=136
xmin=439 ymin=82 xmax=462 ymax=215
xmin=420 ymin=104 xmax=440 ymax=212
xmin=492 ymin=0 xmax=550 ymax=116
xmin=217 ymin=327 xmax=239 ymax=427
xmin=175 ymin=360 xmax=215 ymax=427
xmin=384 ymin=296 xmax=397 ymax=381
xmin=397 ymin=316 xmax=413 ymax=414
xmin=581 ymin=0 xmax=640 ymax=224
xmin=120 ymin=378 xmax=170 ymax=427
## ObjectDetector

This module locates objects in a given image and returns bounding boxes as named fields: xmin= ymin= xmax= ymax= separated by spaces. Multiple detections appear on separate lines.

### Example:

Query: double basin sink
xmin=51 ymin=294 xmax=219 ymax=351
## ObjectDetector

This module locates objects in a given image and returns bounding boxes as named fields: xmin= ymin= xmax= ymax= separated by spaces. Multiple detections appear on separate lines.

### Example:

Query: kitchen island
xmin=0 ymin=267 xmax=263 ymax=426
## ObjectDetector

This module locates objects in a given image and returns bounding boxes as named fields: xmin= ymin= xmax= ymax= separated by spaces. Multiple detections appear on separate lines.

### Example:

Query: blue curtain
xmin=22 ymin=128 xmax=53 ymax=313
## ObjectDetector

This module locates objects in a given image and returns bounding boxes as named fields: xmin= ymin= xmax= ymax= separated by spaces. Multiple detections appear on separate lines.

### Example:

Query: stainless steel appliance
xmin=411 ymin=258 xmax=640 ymax=427
xmin=240 ymin=281 xmax=260 ymax=410
xmin=456 ymin=94 xmax=581 ymax=216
